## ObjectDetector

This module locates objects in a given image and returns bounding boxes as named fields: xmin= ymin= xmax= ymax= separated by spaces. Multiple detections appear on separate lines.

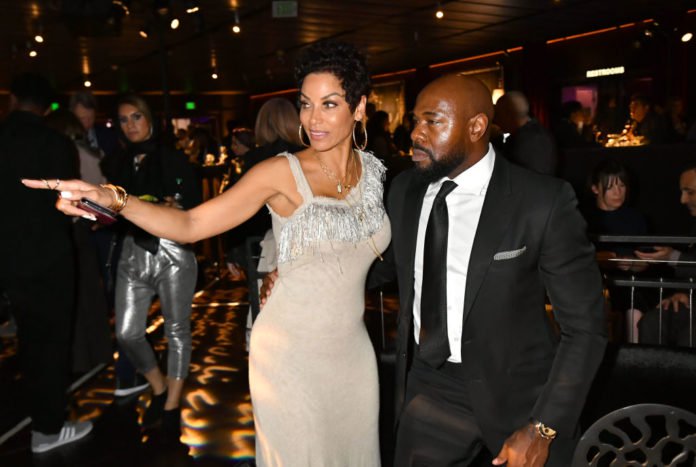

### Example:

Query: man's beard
xmin=413 ymin=144 xmax=465 ymax=184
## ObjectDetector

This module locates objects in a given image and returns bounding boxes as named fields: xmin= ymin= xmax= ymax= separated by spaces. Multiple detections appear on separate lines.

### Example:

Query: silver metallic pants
xmin=115 ymin=235 xmax=197 ymax=379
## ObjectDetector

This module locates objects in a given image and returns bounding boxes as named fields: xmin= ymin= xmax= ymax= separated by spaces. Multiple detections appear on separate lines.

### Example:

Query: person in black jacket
xmin=635 ymin=164 xmax=696 ymax=346
xmin=494 ymin=91 xmax=558 ymax=176
xmin=106 ymin=94 xmax=201 ymax=437
xmin=0 ymin=73 xmax=93 ymax=453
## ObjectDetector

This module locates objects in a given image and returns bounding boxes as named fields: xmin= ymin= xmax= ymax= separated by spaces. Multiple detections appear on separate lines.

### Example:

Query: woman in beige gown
xmin=24 ymin=40 xmax=389 ymax=466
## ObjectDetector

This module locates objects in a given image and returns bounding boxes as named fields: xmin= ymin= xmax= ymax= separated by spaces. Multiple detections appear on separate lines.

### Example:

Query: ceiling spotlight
xmin=232 ymin=10 xmax=241 ymax=34
xmin=212 ymin=72 xmax=218 ymax=79
xmin=34 ymin=34 xmax=44 ymax=43
xmin=435 ymin=3 xmax=444 ymax=19
xmin=682 ymin=32 xmax=693 ymax=43
xmin=170 ymin=18 xmax=180 ymax=29
xmin=29 ymin=49 xmax=38 ymax=58
xmin=186 ymin=0 xmax=200 ymax=14
xmin=139 ymin=28 xmax=149 ymax=38
xmin=644 ymin=29 xmax=653 ymax=38
xmin=84 ymin=80 xmax=92 ymax=88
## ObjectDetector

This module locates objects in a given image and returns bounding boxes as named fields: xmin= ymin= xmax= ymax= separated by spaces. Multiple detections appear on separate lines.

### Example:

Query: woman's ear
xmin=354 ymin=95 xmax=367 ymax=122
xmin=591 ymin=184 xmax=600 ymax=196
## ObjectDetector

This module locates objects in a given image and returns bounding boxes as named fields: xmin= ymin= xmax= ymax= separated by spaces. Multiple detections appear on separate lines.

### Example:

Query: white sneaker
xmin=31 ymin=420 xmax=93 ymax=453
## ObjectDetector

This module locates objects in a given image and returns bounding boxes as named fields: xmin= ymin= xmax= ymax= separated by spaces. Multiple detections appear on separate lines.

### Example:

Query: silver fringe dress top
xmin=268 ymin=150 xmax=387 ymax=267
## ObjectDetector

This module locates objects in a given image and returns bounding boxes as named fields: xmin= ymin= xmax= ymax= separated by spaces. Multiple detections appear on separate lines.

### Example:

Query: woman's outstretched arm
xmin=23 ymin=156 xmax=296 ymax=244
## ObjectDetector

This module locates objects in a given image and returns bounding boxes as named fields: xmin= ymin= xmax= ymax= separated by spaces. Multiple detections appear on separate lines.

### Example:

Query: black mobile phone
xmin=77 ymin=198 xmax=118 ymax=225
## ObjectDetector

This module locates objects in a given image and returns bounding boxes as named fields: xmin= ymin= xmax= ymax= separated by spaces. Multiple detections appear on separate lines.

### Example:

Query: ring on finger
xmin=54 ymin=179 xmax=61 ymax=191
xmin=42 ymin=179 xmax=50 ymax=189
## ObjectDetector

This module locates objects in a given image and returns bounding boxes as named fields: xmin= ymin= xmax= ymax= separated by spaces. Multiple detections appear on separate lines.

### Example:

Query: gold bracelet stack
xmin=100 ymin=184 xmax=129 ymax=213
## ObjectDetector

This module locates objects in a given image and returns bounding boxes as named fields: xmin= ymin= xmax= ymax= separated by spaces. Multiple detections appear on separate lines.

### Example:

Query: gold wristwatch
xmin=532 ymin=420 xmax=557 ymax=440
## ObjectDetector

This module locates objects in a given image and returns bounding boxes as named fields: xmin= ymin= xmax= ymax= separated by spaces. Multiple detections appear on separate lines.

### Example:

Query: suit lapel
xmin=402 ymin=175 xmax=429 ymax=313
xmin=462 ymin=155 xmax=513 ymax=324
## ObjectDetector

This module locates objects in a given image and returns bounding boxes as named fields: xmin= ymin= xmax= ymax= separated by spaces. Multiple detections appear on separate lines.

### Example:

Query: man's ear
xmin=469 ymin=113 xmax=489 ymax=143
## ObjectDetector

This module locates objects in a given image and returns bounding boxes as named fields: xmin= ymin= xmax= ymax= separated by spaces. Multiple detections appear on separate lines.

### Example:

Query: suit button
xmin=401 ymin=352 xmax=407 ymax=358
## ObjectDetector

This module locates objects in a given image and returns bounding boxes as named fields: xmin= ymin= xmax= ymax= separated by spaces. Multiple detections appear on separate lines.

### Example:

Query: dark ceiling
xmin=5 ymin=0 xmax=694 ymax=96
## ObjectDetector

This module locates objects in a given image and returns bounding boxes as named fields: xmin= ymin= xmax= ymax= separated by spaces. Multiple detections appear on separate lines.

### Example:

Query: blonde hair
xmin=254 ymin=98 xmax=301 ymax=146
xmin=118 ymin=94 xmax=154 ymax=128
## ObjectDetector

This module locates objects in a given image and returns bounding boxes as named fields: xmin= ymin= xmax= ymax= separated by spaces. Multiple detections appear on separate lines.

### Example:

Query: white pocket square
xmin=493 ymin=246 xmax=526 ymax=261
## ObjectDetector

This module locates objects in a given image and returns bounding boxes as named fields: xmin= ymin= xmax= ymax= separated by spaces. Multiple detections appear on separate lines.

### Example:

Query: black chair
xmin=572 ymin=403 xmax=696 ymax=466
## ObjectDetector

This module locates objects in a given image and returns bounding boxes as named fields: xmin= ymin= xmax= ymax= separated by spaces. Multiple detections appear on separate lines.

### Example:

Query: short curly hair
xmin=294 ymin=40 xmax=371 ymax=112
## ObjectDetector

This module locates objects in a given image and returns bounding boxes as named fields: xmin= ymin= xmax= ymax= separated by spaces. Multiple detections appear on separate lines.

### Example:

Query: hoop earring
xmin=352 ymin=121 xmax=367 ymax=151
xmin=298 ymin=124 xmax=310 ymax=147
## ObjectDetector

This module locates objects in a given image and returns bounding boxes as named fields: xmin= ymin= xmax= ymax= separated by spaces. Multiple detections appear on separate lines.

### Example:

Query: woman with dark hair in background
xmin=585 ymin=159 xmax=649 ymax=341
xmin=26 ymin=40 xmax=389 ymax=465
xmin=100 ymin=94 xmax=202 ymax=437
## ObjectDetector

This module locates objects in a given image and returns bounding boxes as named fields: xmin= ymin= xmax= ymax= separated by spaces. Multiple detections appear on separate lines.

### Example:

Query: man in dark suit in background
xmin=371 ymin=75 xmax=606 ymax=466
xmin=494 ymin=90 xmax=558 ymax=176
xmin=0 ymin=73 xmax=93 ymax=453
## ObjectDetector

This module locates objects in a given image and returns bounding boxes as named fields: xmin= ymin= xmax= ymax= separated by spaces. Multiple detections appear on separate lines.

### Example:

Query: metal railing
xmin=594 ymin=235 xmax=696 ymax=347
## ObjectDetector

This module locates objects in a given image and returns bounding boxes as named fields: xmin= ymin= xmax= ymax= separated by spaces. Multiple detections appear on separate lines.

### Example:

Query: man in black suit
xmin=0 ymin=73 xmax=93 ymax=453
xmin=372 ymin=75 xmax=606 ymax=466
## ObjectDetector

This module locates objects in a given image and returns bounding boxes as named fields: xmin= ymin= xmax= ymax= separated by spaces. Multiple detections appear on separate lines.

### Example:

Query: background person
xmin=0 ymin=73 xmax=93 ymax=453
xmin=494 ymin=90 xmax=558 ymax=176
xmin=635 ymin=164 xmax=696 ymax=346
xmin=105 ymin=94 xmax=202 ymax=437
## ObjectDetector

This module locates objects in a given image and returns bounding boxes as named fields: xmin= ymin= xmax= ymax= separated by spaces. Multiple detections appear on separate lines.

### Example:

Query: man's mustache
xmin=412 ymin=143 xmax=433 ymax=159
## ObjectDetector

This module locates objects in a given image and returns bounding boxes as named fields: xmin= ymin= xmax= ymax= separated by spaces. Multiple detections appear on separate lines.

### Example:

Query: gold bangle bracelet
xmin=100 ymin=184 xmax=130 ymax=213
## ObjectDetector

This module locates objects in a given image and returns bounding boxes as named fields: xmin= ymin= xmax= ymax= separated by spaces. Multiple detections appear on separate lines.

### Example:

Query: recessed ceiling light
xmin=682 ymin=32 xmax=693 ymax=43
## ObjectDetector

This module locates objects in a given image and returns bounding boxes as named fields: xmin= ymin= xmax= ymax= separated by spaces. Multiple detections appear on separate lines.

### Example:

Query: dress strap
xmin=277 ymin=152 xmax=314 ymax=202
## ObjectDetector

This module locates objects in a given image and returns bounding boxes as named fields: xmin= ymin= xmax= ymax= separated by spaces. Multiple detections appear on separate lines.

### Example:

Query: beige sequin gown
xmin=249 ymin=151 xmax=391 ymax=466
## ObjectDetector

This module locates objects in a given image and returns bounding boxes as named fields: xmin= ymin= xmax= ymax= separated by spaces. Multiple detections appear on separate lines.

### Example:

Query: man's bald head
xmin=494 ymin=91 xmax=530 ymax=133
xmin=421 ymin=74 xmax=494 ymax=134
xmin=410 ymin=74 xmax=494 ymax=181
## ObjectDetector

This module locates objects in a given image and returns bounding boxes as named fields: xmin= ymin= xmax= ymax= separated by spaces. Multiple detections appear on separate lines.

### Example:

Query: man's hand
xmin=660 ymin=292 xmax=689 ymax=312
xmin=492 ymin=423 xmax=551 ymax=467
xmin=259 ymin=269 xmax=278 ymax=309
xmin=634 ymin=246 xmax=674 ymax=261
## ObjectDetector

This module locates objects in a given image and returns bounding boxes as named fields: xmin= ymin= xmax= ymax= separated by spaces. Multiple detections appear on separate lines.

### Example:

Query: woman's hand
xmin=21 ymin=178 xmax=116 ymax=218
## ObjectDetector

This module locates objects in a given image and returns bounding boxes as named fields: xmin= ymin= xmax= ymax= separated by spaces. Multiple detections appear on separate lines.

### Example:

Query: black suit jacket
xmin=371 ymin=155 xmax=606 ymax=449
xmin=0 ymin=111 xmax=79 ymax=278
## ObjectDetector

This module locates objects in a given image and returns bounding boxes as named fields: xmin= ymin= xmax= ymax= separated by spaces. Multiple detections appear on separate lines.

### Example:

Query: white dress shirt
xmin=413 ymin=144 xmax=496 ymax=363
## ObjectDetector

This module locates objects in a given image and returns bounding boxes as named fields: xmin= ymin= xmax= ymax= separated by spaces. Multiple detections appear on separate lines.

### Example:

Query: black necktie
xmin=419 ymin=180 xmax=457 ymax=368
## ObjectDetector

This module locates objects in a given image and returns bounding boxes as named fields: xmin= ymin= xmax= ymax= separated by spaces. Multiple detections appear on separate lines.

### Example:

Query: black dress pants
xmin=394 ymin=358 xmax=578 ymax=467
xmin=394 ymin=358 xmax=484 ymax=466
xmin=2 ymin=258 xmax=75 ymax=434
